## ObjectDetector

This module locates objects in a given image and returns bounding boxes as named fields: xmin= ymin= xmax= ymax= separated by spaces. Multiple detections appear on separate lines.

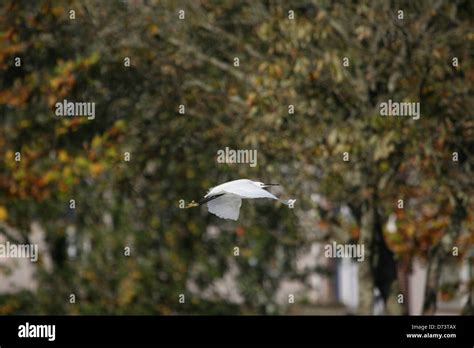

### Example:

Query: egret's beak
xmin=264 ymin=183 xmax=279 ymax=187
xmin=185 ymin=201 xmax=199 ymax=209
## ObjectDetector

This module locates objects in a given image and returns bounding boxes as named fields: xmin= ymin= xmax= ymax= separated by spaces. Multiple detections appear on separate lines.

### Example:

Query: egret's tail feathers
xmin=280 ymin=199 xmax=296 ymax=206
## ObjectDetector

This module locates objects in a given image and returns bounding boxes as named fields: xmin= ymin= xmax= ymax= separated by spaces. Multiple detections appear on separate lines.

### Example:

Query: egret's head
xmin=255 ymin=181 xmax=279 ymax=188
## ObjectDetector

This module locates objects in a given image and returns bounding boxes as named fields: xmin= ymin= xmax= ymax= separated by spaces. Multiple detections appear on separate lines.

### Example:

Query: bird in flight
xmin=185 ymin=179 xmax=295 ymax=220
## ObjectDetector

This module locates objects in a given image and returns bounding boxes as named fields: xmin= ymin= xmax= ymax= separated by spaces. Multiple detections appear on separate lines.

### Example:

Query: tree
xmin=0 ymin=0 xmax=472 ymax=315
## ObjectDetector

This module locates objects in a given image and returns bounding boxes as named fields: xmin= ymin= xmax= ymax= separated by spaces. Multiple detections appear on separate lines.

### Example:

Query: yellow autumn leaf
xmin=0 ymin=206 xmax=8 ymax=221
xmin=42 ymin=171 xmax=54 ymax=184
xmin=58 ymin=150 xmax=68 ymax=162
xmin=19 ymin=119 xmax=30 ymax=128
xmin=91 ymin=135 xmax=102 ymax=149
xmin=5 ymin=150 xmax=13 ymax=160
xmin=62 ymin=166 xmax=72 ymax=178
xmin=89 ymin=162 xmax=104 ymax=176
xmin=149 ymin=24 xmax=159 ymax=35
xmin=75 ymin=156 xmax=89 ymax=168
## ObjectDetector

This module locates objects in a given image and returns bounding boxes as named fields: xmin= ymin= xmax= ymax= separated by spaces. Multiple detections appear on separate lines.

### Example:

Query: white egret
xmin=185 ymin=179 xmax=294 ymax=220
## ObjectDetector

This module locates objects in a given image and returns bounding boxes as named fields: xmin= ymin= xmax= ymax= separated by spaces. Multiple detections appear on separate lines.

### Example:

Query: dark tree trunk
xmin=358 ymin=193 xmax=404 ymax=314
xmin=357 ymin=198 xmax=375 ymax=314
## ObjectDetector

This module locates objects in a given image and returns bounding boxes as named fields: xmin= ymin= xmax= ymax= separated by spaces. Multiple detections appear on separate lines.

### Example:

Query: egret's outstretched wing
xmin=223 ymin=181 xmax=279 ymax=200
xmin=207 ymin=194 xmax=242 ymax=220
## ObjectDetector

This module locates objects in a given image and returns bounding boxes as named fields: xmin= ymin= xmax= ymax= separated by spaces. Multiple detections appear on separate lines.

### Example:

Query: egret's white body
xmin=192 ymin=179 xmax=291 ymax=221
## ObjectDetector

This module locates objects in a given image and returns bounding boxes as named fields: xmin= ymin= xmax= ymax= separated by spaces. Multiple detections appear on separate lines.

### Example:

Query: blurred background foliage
xmin=0 ymin=0 xmax=473 ymax=314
